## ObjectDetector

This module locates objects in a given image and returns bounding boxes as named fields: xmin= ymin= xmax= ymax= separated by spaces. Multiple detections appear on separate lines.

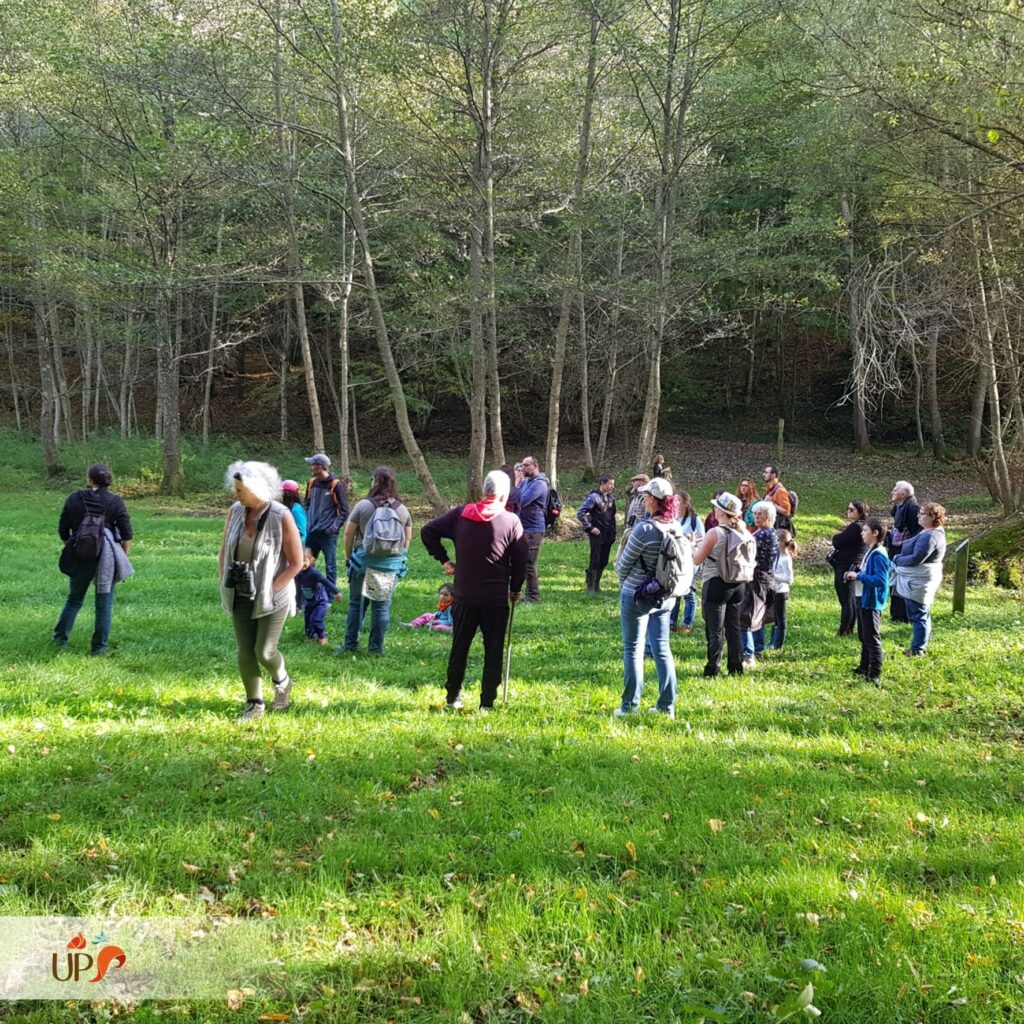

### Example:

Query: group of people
xmin=52 ymin=452 xmax=948 ymax=720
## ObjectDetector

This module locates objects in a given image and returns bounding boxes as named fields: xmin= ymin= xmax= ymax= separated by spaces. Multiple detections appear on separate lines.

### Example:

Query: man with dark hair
xmin=54 ymin=463 xmax=134 ymax=655
xmin=516 ymin=455 xmax=549 ymax=603
xmin=761 ymin=465 xmax=793 ymax=531
xmin=303 ymin=453 xmax=349 ymax=587
xmin=421 ymin=470 xmax=528 ymax=712
xmin=577 ymin=475 xmax=616 ymax=595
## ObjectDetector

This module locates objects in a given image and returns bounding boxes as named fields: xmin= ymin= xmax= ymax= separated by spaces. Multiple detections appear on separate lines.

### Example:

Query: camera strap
xmin=233 ymin=503 xmax=273 ymax=563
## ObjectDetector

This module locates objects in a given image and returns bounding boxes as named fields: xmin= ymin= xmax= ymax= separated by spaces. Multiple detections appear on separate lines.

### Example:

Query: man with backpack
xmin=577 ymin=474 xmax=616 ymax=595
xmin=53 ymin=463 xmax=134 ymax=655
xmin=304 ymin=453 xmax=349 ymax=587
xmin=693 ymin=491 xmax=755 ymax=678
xmin=516 ymin=455 xmax=550 ymax=604
xmin=761 ymin=465 xmax=795 ymax=533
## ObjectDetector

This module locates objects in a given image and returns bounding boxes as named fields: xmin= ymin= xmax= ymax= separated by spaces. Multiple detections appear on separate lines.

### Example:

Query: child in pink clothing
xmin=406 ymin=584 xmax=454 ymax=631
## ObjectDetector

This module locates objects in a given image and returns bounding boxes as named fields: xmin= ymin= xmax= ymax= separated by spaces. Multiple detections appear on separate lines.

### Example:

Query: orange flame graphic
xmin=90 ymin=945 xmax=127 ymax=983
xmin=66 ymin=933 xmax=87 ymax=950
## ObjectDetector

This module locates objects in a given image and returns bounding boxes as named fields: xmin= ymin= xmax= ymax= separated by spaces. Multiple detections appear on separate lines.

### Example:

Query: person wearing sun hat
xmin=693 ymin=490 xmax=751 ymax=677
xmin=303 ymin=453 xmax=348 ymax=587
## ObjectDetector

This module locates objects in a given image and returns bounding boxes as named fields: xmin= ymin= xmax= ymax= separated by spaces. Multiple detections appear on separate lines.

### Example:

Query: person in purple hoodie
xmin=420 ymin=470 xmax=528 ymax=712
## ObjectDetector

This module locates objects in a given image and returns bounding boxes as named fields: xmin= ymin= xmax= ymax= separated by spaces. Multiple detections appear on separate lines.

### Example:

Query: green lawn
xmin=2 ymin=439 xmax=1023 ymax=1022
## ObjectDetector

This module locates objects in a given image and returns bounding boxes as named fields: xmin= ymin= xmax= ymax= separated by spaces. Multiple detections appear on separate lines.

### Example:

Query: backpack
xmin=719 ymin=525 xmax=756 ymax=583
xmin=362 ymin=498 xmax=406 ymax=557
xmin=74 ymin=492 xmax=107 ymax=561
xmin=544 ymin=486 xmax=563 ymax=530
xmin=787 ymin=489 xmax=799 ymax=517
xmin=636 ymin=523 xmax=694 ymax=605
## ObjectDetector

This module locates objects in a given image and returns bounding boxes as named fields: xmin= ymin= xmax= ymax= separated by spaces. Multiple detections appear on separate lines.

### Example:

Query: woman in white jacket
xmin=768 ymin=530 xmax=797 ymax=650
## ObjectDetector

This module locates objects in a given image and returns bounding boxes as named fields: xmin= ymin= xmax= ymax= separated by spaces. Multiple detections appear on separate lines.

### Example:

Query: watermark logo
xmin=51 ymin=931 xmax=127 ymax=984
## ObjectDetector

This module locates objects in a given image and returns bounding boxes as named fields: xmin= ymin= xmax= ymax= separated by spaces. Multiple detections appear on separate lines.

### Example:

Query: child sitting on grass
xmin=767 ymin=529 xmax=797 ymax=650
xmin=845 ymin=517 xmax=891 ymax=682
xmin=295 ymin=548 xmax=342 ymax=645
xmin=405 ymin=583 xmax=454 ymax=632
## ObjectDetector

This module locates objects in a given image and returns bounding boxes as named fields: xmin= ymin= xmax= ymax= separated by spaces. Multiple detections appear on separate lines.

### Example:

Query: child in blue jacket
xmin=295 ymin=549 xmax=342 ymax=644
xmin=844 ymin=517 xmax=891 ymax=681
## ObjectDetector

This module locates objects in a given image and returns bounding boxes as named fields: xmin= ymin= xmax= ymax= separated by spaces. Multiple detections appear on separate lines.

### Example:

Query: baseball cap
xmin=281 ymin=479 xmax=300 ymax=493
xmin=304 ymin=453 xmax=331 ymax=468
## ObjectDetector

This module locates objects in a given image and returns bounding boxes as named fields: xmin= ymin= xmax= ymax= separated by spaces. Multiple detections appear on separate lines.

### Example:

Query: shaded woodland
xmin=1 ymin=0 xmax=1023 ymax=510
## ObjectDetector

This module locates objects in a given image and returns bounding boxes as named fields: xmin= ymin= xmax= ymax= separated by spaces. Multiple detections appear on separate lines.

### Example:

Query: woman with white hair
xmin=740 ymin=500 xmax=779 ymax=667
xmin=887 ymin=480 xmax=921 ymax=623
xmin=219 ymin=461 xmax=303 ymax=720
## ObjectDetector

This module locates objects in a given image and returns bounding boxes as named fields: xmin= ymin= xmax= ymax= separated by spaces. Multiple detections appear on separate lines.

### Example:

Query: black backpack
xmin=545 ymin=486 xmax=563 ymax=530
xmin=74 ymin=492 xmax=107 ymax=561
xmin=788 ymin=490 xmax=799 ymax=517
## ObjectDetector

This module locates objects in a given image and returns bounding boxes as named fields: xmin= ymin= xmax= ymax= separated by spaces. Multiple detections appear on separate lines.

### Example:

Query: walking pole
xmin=502 ymin=600 xmax=516 ymax=704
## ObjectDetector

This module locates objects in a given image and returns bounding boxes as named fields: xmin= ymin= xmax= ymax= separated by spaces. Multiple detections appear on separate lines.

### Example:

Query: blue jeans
xmin=620 ymin=591 xmax=676 ymax=712
xmin=769 ymin=592 xmax=789 ymax=649
xmin=669 ymin=591 xmax=696 ymax=629
xmin=54 ymin=561 xmax=114 ymax=653
xmin=344 ymin=567 xmax=393 ymax=654
xmin=742 ymin=628 xmax=766 ymax=659
xmin=904 ymin=598 xmax=931 ymax=653
xmin=307 ymin=530 xmax=339 ymax=588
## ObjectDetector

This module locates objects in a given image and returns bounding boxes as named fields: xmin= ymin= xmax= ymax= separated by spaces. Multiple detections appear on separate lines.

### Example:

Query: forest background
xmin=2 ymin=0 xmax=1023 ymax=513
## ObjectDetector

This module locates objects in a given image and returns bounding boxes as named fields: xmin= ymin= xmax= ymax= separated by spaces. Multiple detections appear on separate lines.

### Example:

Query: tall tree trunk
xmin=159 ymin=287 xmax=185 ymax=495
xmin=985 ymin=221 xmax=1024 ymax=445
xmin=202 ymin=212 xmax=224 ymax=446
xmin=119 ymin=310 xmax=133 ymax=439
xmin=4 ymin=290 xmax=22 ymax=431
xmin=579 ymin=289 xmax=594 ymax=473
xmin=596 ymin=217 xmax=625 ymax=472
xmin=79 ymin=306 xmax=93 ymax=441
xmin=968 ymin=360 xmax=987 ymax=459
xmin=329 ymin=0 xmax=445 ymax=512
xmin=545 ymin=8 xmax=600 ymax=489
xmin=467 ymin=219 xmax=488 ymax=498
xmin=49 ymin=297 xmax=73 ymax=443
xmin=337 ymin=223 xmax=355 ymax=477
xmin=275 ymin=21 xmax=325 ymax=453
xmin=908 ymin=336 xmax=925 ymax=455
xmin=840 ymin=196 xmax=870 ymax=451
xmin=972 ymin=214 xmax=1015 ymax=512
xmin=34 ymin=295 xmax=61 ymax=477
xmin=925 ymin=323 xmax=945 ymax=459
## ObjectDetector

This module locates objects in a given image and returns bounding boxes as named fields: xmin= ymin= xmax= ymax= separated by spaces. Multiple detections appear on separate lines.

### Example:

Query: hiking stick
xmin=502 ymin=600 xmax=517 ymax=704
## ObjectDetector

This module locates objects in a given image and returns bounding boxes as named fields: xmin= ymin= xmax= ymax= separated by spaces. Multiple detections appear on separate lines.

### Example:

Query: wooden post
xmin=776 ymin=418 xmax=785 ymax=465
xmin=952 ymin=538 xmax=969 ymax=614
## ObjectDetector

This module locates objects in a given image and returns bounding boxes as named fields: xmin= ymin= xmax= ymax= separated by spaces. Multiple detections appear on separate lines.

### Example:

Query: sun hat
xmin=281 ymin=479 xmax=300 ymax=493
xmin=304 ymin=453 xmax=331 ymax=468
xmin=638 ymin=477 xmax=673 ymax=500
xmin=712 ymin=491 xmax=742 ymax=518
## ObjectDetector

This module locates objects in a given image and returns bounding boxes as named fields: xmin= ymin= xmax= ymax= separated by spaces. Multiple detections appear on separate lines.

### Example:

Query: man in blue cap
xmin=303 ymin=453 xmax=349 ymax=586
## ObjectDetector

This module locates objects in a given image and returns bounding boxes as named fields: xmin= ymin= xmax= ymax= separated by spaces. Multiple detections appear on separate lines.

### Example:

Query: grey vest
xmin=220 ymin=500 xmax=296 ymax=619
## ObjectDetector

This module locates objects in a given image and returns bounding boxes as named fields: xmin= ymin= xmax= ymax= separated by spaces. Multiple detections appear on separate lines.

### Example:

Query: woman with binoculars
xmin=219 ymin=461 xmax=304 ymax=720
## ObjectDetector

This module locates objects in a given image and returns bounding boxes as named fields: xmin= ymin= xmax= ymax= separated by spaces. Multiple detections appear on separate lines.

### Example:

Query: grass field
xmin=1 ymin=434 xmax=1023 ymax=1023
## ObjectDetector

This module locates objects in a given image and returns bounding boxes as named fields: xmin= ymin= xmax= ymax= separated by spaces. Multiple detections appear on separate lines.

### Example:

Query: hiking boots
xmin=240 ymin=699 xmax=265 ymax=721
xmin=271 ymin=676 xmax=292 ymax=712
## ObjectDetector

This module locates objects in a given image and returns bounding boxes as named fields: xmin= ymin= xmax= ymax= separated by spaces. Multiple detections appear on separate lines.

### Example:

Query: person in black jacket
xmin=53 ymin=463 xmax=133 ymax=655
xmin=888 ymin=481 xmax=921 ymax=623
xmin=830 ymin=499 xmax=869 ymax=637
xmin=577 ymin=475 xmax=616 ymax=595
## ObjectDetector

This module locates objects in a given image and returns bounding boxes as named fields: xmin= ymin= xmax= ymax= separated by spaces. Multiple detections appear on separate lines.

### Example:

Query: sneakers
xmin=443 ymin=698 xmax=464 ymax=713
xmin=648 ymin=706 xmax=675 ymax=720
xmin=271 ymin=676 xmax=292 ymax=712
xmin=240 ymin=699 xmax=265 ymax=721
xmin=478 ymin=706 xmax=492 ymax=716
xmin=612 ymin=707 xmax=634 ymax=718
xmin=680 ymin=625 xmax=693 ymax=635
xmin=903 ymin=648 xmax=925 ymax=657
xmin=742 ymin=658 xmax=757 ymax=670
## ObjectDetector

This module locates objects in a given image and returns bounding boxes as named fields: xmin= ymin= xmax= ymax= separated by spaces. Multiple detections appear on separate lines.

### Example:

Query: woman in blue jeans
xmin=670 ymin=491 xmax=704 ymax=634
xmin=892 ymin=502 xmax=946 ymax=656
xmin=613 ymin=478 xmax=681 ymax=719
xmin=341 ymin=467 xmax=412 ymax=655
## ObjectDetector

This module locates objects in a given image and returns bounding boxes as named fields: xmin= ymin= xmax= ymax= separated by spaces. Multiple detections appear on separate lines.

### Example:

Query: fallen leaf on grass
xmin=182 ymin=862 xmax=201 ymax=875
xmin=708 ymin=819 xmax=724 ymax=833
xmin=258 ymin=1015 xmax=292 ymax=1022
xmin=626 ymin=841 xmax=637 ymax=861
